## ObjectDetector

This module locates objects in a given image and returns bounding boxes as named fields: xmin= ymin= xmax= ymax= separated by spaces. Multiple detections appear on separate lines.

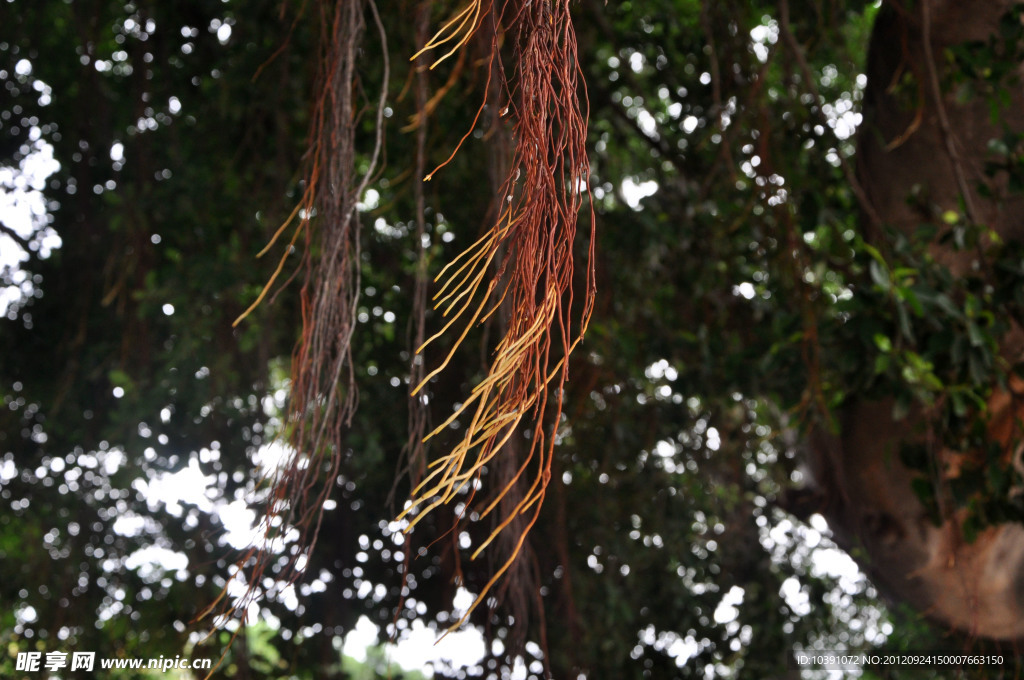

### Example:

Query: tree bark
xmin=813 ymin=0 xmax=1024 ymax=642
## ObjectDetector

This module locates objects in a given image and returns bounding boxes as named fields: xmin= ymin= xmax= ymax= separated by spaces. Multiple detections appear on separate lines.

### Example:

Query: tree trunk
xmin=812 ymin=0 xmax=1024 ymax=641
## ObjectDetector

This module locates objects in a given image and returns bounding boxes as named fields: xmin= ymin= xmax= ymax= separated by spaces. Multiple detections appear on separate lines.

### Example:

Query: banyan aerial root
xmin=399 ymin=0 xmax=596 ymax=630
xmin=202 ymin=0 xmax=388 ymax=644
xmin=214 ymin=0 xmax=595 ymax=642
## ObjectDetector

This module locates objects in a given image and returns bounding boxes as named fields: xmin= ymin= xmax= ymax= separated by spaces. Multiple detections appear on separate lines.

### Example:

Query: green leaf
xmin=896 ymin=286 xmax=923 ymax=316
xmin=896 ymin=303 xmax=914 ymax=342
xmin=967 ymin=320 xmax=986 ymax=347
xmin=934 ymin=293 xmax=963 ymax=319
xmin=874 ymin=354 xmax=890 ymax=374
xmin=950 ymin=390 xmax=967 ymax=417
xmin=869 ymin=258 xmax=890 ymax=291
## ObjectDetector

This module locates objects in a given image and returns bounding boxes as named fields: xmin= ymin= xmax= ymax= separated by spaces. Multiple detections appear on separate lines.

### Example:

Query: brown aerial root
xmin=401 ymin=0 xmax=596 ymax=632
xmin=200 ymin=0 xmax=388 ymax=662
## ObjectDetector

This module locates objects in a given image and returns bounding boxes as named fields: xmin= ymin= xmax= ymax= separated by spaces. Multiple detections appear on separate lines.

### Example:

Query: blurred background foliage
xmin=1 ymin=0 xmax=1022 ymax=678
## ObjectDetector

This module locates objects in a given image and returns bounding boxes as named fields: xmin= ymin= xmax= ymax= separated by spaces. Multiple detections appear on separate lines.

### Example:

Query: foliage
xmin=1 ymin=1 xmax=1023 ymax=679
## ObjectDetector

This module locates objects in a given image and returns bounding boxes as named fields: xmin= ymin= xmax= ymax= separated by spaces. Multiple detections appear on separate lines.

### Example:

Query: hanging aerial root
xmin=231 ymin=180 xmax=317 ymax=328
xmin=411 ymin=0 xmax=486 ymax=69
xmin=204 ymin=0 xmax=389 ymax=649
xmin=401 ymin=0 xmax=595 ymax=631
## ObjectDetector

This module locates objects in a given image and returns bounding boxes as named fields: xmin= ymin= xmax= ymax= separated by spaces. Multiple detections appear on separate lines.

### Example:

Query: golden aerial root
xmin=411 ymin=0 xmax=485 ymax=69
xmin=402 ymin=0 xmax=595 ymax=631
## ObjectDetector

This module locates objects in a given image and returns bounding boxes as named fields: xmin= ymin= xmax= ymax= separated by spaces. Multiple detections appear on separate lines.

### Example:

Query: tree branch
xmin=0 ymin=222 xmax=32 ymax=252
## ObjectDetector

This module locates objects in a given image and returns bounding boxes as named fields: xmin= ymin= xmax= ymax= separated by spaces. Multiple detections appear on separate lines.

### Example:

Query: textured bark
xmin=857 ymin=0 xmax=1024 ymax=271
xmin=813 ymin=0 xmax=1024 ymax=641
